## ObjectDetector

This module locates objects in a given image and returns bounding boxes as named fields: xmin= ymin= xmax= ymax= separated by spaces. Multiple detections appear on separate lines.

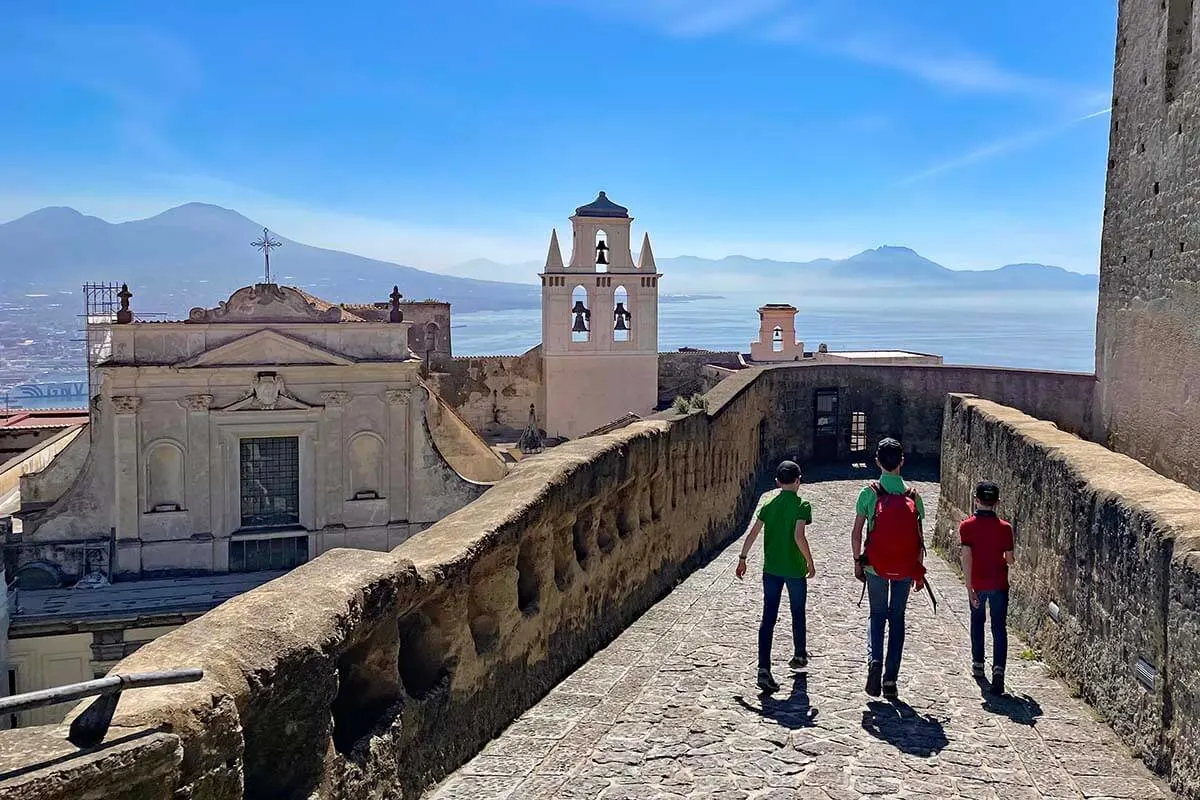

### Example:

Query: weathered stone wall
xmin=0 ymin=367 xmax=772 ymax=800
xmin=426 ymin=348 xmax=543 ymax=438
xmin=758 ymin=363 xmax=1097 ymax=464
xmin=657 ymin=350 xmax=744 ymax=408
xmin=933 ymin=395 xmax=1200 ymax=798
xmin=1096 ymin=0 xmax=1200 ymax=490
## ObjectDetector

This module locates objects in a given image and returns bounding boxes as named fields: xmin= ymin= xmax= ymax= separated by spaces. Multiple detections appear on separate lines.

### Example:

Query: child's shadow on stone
xmin=860 ymin=700 xmax=948 ymax=757
xmin=734 ymin=673 xmax=818 ymax=730
xmin=974 ymin=678 xmax=1043 ymax=726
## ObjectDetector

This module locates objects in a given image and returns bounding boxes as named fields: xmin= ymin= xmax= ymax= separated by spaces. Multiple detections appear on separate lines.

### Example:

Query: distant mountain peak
xmin=142 ymin=202 xmax=260 ymax=228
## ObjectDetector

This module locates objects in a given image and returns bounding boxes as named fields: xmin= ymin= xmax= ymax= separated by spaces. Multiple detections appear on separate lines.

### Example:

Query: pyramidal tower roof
xmin=574 ymin=191 xmax=630 ymax=219
xmin=637 ymin=232 xmax=656 ymax=270
xmin=545 ymin=228 xmax=565 ymax=269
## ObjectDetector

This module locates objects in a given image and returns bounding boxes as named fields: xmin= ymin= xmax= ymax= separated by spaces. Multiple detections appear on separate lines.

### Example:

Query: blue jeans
xmin=759 ymin=573 xmax=808 ymax=669
xmin=866 ymin=572 xmax=912 ymax=681
xmin=970 ymin=589 xmax=1009 ymax=673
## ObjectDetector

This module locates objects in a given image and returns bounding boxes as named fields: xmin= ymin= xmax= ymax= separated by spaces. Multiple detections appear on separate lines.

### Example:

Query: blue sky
xmin=0 ymin=1 xmax=1117 ymax=274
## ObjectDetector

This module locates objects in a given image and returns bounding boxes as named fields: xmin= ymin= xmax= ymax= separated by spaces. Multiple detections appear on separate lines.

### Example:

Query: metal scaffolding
xmin=80 ymin=282 xmax=121 ymax=408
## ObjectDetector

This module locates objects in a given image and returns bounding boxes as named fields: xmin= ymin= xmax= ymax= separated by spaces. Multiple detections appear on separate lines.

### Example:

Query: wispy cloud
xmin=893 ymin=107 xmax=1112 ymax=186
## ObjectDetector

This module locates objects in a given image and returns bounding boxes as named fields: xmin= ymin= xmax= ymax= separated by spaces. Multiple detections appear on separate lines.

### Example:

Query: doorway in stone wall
xmin=813 ymin=388 xmax=839 ymax=462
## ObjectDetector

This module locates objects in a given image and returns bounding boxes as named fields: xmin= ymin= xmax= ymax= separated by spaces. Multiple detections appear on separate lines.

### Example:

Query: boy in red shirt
xmin=959 ymin=481 xmax=1015 ymax=695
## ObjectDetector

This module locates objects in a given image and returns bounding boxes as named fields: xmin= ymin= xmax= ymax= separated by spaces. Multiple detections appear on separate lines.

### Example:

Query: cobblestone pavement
xmin=428 ymin=475 xmax=1174 ymax=800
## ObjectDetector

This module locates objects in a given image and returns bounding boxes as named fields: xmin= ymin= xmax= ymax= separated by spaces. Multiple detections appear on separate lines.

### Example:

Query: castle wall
xmin=0 ymin=361 xmax=1104 ymax=800
xmin=657 ymin=350 xmax=743 ymax=408
xmin=758 ymin=363 xmax=1097 ymax=464
xmin=426 ymin=348 xmax=543 ymax=438
xmin=934 ymin=395 xmax=1200 ymax=799
xmin=1097 ymin=0 xmax=1200 ymax=490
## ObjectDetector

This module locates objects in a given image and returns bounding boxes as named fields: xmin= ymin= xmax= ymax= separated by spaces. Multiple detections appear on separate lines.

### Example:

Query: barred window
xmin=239 ymin=436 xmax=300 ymax=529
xmin=229 ymin=535 xmax=309 ymax=573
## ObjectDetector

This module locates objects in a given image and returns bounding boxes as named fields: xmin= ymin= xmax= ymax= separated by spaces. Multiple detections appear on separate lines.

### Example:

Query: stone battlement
xmin=934 ymin=394 xmax=1200 ymax=798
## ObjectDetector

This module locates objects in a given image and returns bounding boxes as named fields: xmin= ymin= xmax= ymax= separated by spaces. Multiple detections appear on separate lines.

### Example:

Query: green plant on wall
xmin=672 ymin=395 xmax=691 ymax=414
xmin=672 ymin=394 xmax=709 ymax=414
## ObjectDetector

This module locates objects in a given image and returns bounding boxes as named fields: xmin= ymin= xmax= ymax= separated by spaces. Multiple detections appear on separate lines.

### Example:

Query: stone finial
xmin=116 ymin=284 xmax=133 ymax=324
xmin=637 ymin=233 xmax=656 ymax=271
xmin=546 ymin=228 xmax=565 ymax=271
xmin=389 ymin=285 xmax=404 ymax=323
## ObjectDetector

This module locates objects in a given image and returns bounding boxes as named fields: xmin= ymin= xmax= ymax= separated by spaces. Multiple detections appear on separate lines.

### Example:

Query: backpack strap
xmin=870 ymin=481 xmax=886 ymax=496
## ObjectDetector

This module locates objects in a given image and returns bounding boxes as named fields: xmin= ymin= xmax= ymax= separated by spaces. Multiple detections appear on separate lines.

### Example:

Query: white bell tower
xmin=540 ymin=192 xmax=661 ymax=439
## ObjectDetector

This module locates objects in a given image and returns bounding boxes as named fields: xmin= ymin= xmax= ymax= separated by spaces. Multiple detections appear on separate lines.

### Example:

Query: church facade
xmin=12 ymin=282 xmax=498 ymax=585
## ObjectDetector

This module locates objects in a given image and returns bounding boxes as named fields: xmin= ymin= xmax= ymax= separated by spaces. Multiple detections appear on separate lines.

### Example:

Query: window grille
xmin=239 ymin=436 xmax=300 ymax=529
xmin=229 ymin=535 xmax=309 ymax=573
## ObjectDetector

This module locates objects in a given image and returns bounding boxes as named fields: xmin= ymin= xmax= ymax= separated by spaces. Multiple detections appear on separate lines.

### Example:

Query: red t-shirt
xmin=959 ymin=511 xmax=1014 ymax=592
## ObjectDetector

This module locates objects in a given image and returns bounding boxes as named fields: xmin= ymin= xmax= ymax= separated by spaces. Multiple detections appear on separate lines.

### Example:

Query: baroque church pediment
xmin=187 ymin=283 xmax=349 ymax=324
xmin=177 ymin=330 xmax=357 ymax=369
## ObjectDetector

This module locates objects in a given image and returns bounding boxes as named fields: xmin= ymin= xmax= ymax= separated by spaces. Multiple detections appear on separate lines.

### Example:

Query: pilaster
xmin=320 ymin=391 xmax=350 ymax=527
xmin=386 ymin=389 xmax=411 ymax=521
xmin=111 ymin=395 xmax=142 ymax=577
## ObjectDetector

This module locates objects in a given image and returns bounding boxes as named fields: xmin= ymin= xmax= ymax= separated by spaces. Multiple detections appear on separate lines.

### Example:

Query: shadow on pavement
xmin=733 ymin=672 xmax=818 ymax=730
xmin=975 ymin=677 xmax=1044 ymax=726
xmin=860 ymin=699 xmax=949 ymax=757
xmin=797 ymin=460 xmax=940 ymax=485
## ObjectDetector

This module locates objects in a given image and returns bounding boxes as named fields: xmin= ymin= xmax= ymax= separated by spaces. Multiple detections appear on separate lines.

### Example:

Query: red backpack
xmin=864 ymin=482 xmax=927 ymax=583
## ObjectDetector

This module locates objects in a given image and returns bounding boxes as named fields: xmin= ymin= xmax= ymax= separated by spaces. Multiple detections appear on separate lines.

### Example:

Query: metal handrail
xmin=0 ymin=668 xmax=203 ymax=747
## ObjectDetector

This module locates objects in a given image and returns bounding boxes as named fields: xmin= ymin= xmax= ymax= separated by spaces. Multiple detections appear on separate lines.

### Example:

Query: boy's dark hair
xmin=776 ymin=460 xmax=801 ymax=484
xmin=876 ymin=437 xmax=904 ymax=471
xmin=975 ymin=481 xmax=1000 ymax=504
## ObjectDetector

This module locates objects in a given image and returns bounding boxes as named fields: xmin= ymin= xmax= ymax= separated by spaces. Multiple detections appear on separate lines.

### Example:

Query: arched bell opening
xmin=571 ymin=285 xmax=591 ymax=342
xmin=613 ymin=286 xmax=630 ymax=342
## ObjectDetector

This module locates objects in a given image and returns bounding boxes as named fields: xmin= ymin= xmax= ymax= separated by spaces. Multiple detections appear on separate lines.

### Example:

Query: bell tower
xmin=540 ymin=192 xmax=661 ymax=439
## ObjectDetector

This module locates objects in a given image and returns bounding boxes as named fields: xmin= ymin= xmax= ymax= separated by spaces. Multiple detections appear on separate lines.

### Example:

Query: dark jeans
xmin=759 ymin=572 xmax=808 ymax=669
xmin=866 ymin=572 xmax=912 ymax=681
xmin=970 ymin=589 xmax=1009 ymax=673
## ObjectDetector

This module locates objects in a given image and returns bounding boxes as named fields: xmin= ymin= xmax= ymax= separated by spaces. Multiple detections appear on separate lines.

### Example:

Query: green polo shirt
xmin=757 ymin=489 xmax=813 ymax=578
xmin=857 ymin=473 xmax=924 ymax=576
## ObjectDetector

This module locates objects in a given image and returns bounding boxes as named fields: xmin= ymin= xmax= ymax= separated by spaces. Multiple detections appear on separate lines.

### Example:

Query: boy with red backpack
xmin=851 ymin=438 xmax=927 ymax=700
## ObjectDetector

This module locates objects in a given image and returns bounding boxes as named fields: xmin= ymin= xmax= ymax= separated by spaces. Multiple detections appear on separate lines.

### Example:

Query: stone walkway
xmin=427 ymin=476 xmax=1174 ymax=800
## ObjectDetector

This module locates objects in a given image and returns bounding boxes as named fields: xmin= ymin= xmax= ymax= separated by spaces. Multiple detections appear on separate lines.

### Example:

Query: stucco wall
xmin=0 ymin=426 xmax=84 ymax=502
xmin=18 ymin=426 xmax=91 ymax=506
xmin=426 ymin=348 xmax=543 ymax=438
xmin=933 ymin=395 xmax=1200 ymax=798
xmin=1096 ymin=0 xmax=1200 ymax=490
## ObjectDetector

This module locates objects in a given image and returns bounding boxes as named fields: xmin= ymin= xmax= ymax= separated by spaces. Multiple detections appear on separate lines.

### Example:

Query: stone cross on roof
xmin=251 ymin=228 xmax=283 ymax=284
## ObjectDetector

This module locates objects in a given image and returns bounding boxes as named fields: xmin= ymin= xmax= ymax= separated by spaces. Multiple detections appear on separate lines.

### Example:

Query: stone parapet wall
xmin=933 ymin=394 xmax=1200 ymax=798
xmin=0 ymin=367 xmax=771 ymax=800
xmin=657 ymin=350 xmax=743 ymax=407
xmin=759 ymin=363 xmax=1097 ymax=464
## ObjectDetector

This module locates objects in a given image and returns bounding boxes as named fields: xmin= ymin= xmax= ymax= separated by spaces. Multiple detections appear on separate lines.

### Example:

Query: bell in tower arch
xmin=571 ymin=300 xmax=591 ymax=332
xmin=595 ymin=238 xmax=609 ymax=266
xmin=613 ymin=302 xmax=630 ymax=331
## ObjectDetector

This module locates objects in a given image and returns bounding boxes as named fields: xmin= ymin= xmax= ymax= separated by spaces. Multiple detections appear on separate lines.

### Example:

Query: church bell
xmin=595 ymin=239 xmax=609 ymax=265
xmin=614 ymin=302 xmax=630 ymax=331
xmin=571 ymin=300 xmax=590 ymax=332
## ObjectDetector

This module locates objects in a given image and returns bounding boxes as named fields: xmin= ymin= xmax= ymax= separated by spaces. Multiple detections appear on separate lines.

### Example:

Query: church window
xmin=239 ymin=436 xmax=300 ymax=529
xmin=571 ymin=285 xmax=591 ymax=342
xmin=613 ymin=286 xmax=630 ymax=342
xmin=229 ymin=534 xmax=309 ymax=573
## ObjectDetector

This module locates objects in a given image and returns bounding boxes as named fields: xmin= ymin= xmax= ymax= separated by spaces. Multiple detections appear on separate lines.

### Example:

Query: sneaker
xmin=789 ymin=654 xmax=808 ymax=670
xmin=881 ymin=680 xmax=899 ymax=700
xmin=865 ymin=661 xmax=883 ymax=697
xmin=757 ymin=668 xmax=780 ymax=693
xmin=971 ymin=662 xmax=985 ymax=679
xmin=990 ymin=670 xmax=1005 ymax=696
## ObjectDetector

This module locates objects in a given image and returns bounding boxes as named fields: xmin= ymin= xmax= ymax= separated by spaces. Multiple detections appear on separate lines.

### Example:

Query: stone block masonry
xmin=934 ymin=393 xmax=1200 ymax=798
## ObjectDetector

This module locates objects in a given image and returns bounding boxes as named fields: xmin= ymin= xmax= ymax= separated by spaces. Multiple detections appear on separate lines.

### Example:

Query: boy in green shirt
xmin=736 ymin=460 xmax=815 ymax=693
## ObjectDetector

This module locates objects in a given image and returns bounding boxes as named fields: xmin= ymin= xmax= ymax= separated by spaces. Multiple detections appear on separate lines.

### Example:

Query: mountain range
xmin=0 ymin=204 xmax=1097 ymax=318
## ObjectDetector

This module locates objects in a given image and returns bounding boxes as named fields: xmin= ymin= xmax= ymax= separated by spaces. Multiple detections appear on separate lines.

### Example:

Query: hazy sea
xmin=451 ymin=288 xmax=1100 ymax=373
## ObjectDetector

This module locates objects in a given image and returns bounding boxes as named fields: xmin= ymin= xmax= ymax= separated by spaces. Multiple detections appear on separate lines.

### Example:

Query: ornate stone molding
xmin=218 ymin=373 xmax=314 ymax=412
xmin=322 ymin=391 xmax=350 ymax=409
xmin=111 ymin=395 xmax=142 ymax=415
xmin=385 ymin=389 xmax=411 ymax=406
xmin=179 ymin=394 xmax=214 ymax=412
xmin=186 ymin=283 xmax=345 ymax=324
